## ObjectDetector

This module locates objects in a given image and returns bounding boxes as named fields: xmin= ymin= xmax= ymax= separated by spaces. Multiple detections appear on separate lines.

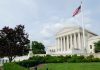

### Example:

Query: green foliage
xmin=44 ymin=55 xmax=64 ymax=63
xmin=17 ymin=60 xmax=38 ymax=68
xmin=3 ymin=63 xmax=29 ymax=70
xmin=17 ymin=55 xmax=100 ymax=68
xmin=94 ymin=41 xmax=100 ymax=53
xmin=32 ymin=41 xmax=46 ymax=54
xmin=67 ymin=55 xmax=85 ymax=63
xmin=17 ymin=56 xmax=45 ymax=68
xmin=0 ymin=25 xmax=30 ymax=62
xmin=92 ymin=58 xmax=100 ymax=62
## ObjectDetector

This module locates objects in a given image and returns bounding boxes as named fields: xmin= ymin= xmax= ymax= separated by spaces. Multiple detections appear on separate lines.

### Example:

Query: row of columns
xmin=56 ymin=32 xmax=83 ymax=52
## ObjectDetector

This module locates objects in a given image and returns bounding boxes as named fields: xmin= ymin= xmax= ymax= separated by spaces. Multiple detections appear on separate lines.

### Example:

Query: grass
xmin=3 ymin=62 xmax=100 ymax=70
xmin=3 ymin=63 xmax=29 ymax=70
xmin=38 ymin=63 xmax=100 ymax=70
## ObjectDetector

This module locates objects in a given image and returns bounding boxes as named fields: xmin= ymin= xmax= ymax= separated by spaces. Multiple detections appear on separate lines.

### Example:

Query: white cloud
xmin=40 ymin=18 xmax=75 ymax=46
xmin=0 ymin=0 xmax=38 ymax=26
xmin=41 ymin=25 xmax=52 ymax=37
xmin=0 ymin=0 xmax=97 ymax=47
xmin=40 ymin=10 xmax=93 ymax=46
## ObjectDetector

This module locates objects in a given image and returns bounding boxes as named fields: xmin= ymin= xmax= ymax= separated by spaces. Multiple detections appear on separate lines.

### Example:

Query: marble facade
xmin=46 ymin=26 xmax=100 ymax=55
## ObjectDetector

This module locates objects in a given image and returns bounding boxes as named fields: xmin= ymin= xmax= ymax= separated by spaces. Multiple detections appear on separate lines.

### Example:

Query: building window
xmin=90 ymin=45 xmax=92 ymax=49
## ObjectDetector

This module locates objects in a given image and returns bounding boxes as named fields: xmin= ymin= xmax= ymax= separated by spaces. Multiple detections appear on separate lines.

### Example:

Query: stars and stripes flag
xmin=72 ymin=5 xmax=81 ymax=17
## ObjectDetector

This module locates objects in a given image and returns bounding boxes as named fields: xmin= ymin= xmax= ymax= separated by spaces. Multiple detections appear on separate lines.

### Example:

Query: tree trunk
xmin=8 ymin=57 xmax=15 ymax=62
xmin=8 ymin=57 xmax=12 ymax=62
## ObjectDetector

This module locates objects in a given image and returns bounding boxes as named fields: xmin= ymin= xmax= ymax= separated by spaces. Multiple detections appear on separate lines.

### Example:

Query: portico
xmin=46 ymin=26 xmax=99 ymax=55
xmin=56 ymin=31 xmax=84 ymax=54
xmin=56 ymin=33 xmax=81 ymax=51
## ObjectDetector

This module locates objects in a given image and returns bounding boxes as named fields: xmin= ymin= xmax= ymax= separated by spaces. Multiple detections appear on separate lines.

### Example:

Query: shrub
xmin=92 ymin=58 xmax=100 ymax=62
xmin=17 ymin=54 xmax=100 ymax=68
xmin=17 ymin=60 xmax=39 ymax=68
xmin=87 ymin=55 xmax=94 ymax=59
xmin=67 ymin=55 xmax=85 ymax=63
xmin=43 ymin=55 xmax=66 ymax=63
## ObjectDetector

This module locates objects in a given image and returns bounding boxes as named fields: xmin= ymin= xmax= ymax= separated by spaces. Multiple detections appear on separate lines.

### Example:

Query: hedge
xmin=16 ymin=55 xmax=100 ymax=68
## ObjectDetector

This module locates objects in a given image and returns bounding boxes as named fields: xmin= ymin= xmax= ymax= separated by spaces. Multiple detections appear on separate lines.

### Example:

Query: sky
xmin=0 ymin=0 xmax=100 ymax=47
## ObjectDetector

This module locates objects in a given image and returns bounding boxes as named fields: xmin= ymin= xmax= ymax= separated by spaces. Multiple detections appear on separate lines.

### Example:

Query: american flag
xmin=72 ymin=5 xmax=81 ymax=17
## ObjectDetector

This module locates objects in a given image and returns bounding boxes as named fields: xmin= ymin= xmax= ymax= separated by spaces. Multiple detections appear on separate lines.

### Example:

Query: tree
xmin=0 ymin=25 xmax=30 ymax=62
xmin=32 ymin=41 xmax=46 ymax=54
xmin=94 ymin=41 xmax=100 ymax=53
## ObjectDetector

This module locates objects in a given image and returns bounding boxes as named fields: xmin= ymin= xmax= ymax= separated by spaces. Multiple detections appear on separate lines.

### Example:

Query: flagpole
xmin=81 ymin=0 xmax=86 ymax=54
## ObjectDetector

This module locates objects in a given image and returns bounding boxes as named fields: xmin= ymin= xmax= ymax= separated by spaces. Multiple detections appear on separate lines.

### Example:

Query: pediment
xmin=56 ymin=26 xmax=98 ymax=36
xmin=56 ymin=26 xmax=80 ymax=35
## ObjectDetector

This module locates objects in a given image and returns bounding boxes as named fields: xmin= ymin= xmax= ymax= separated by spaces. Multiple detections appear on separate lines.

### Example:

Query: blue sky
xmin=0 ymin=0 xmax=100 ymax=47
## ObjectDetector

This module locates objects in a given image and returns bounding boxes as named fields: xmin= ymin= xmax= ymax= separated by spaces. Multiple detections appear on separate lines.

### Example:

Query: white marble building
xmin=46 ymin=26 xmax=100 ymax=55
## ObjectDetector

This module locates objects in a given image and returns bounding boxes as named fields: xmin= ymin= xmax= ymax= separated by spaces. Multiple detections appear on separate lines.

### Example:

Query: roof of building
xmin=56 ymin=26 xmax=98 ymax=36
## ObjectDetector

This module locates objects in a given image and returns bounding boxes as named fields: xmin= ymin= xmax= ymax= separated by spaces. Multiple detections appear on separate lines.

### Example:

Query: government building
xmin=46 ymin=26 xmax=100 ymax=55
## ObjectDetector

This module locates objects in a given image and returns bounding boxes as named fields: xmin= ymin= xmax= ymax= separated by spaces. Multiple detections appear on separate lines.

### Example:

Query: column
xmin=76 ymin=33 xmax=78 ymax=49
xmin=67 ymin=35 xmax=69 ymax=50
xmin=70 ymin=34 xmax=73 ymax=49
xmin=60 ymin=37 xmax=63 ymax=52
xmin=56 ymin=38 xmax=58 ymax=52
xmin=74 ymin=33 xmax=77 ymax=49
xmin=63 ymin=36 xmax=66 ymax=51
xmin=65 ymin=36 xmax=67 ymax=51
xmin=62 ymin=37 xmax=64 ymax=51
xmin=56 ymin=38 xmax=59 ymax=52
xmin=72 ymin=34 xmax=74 ymax=49
xmin=58 ymin=38 xmax=60 ymax=52
xmin=59 ymin=37 xmax=61 ymax=52
xmin=78 ymin=32 xmax=81 ymax=49
xmin=80 ymin=33 xmax=83 ymax=50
